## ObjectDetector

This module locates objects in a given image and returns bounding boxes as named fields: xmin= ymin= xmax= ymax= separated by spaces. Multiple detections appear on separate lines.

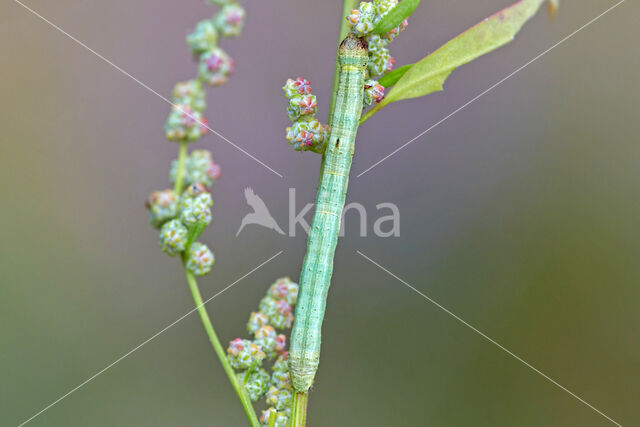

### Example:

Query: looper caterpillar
xmin=289 ymin=34 xmax=369 ymax=392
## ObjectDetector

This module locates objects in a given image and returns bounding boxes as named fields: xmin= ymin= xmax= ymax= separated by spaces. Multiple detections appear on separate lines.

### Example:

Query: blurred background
xmin=1 ymin=0 xmax=638 ymax=425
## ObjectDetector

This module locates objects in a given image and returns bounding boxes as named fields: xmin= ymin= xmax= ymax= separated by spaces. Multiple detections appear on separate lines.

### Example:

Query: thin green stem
xmin=359 ymin=100 xmax=382 ymax=125
xmin=173 ymin=141 xmax=189 ymax=194
xmin=183 ymin=264 xmax=260 ymax=427
xmin=174 ymin=139 xmax=258 ymax=425
xmin=289 ymin=392 xmax=308 ymax=427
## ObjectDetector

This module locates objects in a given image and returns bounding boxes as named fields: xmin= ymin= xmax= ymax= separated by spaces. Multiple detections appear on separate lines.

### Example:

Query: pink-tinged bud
xmin=198 ymin=48 xmax=234 ymax=87
xmin=387 ymin=55 xmax=395 ymax=72
xmin=185 ymin=182 xmax=208 ymax=198
xmin=363 ymin=79 xmax=385 ymax=107
xmin=347 ymin=9 xmax=360 ymax=25
xmin=247 ymin=311 xmax=270 ymax=335
xmin=146 ymin=189 xmax=179 ymax=228
xmin=207 ymin=162 xmax=221 ymax=180
xmin=275 ymin=300 xmax=292 ymax=316
xmin=283 ymin=77 xmax=313 ymax=98
xmin=228 ymin=338 xmax=245 ymax=356
xmin=298 ymin=96 xmax=317 ymax=115
xmin=275 ymin=334 xmax=287 ymax=354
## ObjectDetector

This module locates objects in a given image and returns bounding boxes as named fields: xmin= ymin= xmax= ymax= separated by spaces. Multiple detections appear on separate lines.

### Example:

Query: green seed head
xmin=146 ymin=189 xmax=179 ymax=228
xmin=363 ymin=79 xmax=385 ymax=107
xmin=268 ymin=277 xmax=299 ymax=306
xmin=159 ymin=219 xmax=188 ymax=256
xmin=170 ymin=149 xmax=221 ymax=189
xmin=214 ymin=3 xmax=246 ymax=38
xmin=265 ymin=386 xmax=293 ymax=411
xmin=172 ymin=79 xmax=207 ymax=112
xmin=239 ymin=368 xmax=270 ymax=401
xmin=187 ymin=19 xmax=218 ymax=55
xmin=165 ymin=104 xmax=209 ymax=142
xmin=198 ymin=47 xmax=234 ymax=87
xmin=285 ymin=118 xmax=329 ymax=153
xmin=346 ymin=2 xmax=379 ymax=37
xmin=247 ymin=311 xmax=270 ymax=335
xmin=180 ymin=193 xmax=213 ymax=227
xmin=367 ymin=46 xmax=393 ymax=77
xmin=186 ymin=242 xmax=215 ymax=276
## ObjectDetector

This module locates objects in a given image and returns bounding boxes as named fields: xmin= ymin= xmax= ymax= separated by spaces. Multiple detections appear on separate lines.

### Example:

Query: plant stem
xmin=173 ymin=139 xmax=259 ymax=426
xmin=289 ymin=392 xmax=308 ymax=427
xmin=359 ymin=100 xmax=382 ymax=125
xmin=183 ymin=264 xmax=261 ymax=427
xmin=173 ymin=141 xmax=189 ymax=194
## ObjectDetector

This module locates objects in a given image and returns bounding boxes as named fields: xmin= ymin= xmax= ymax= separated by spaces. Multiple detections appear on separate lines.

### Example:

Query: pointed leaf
xmin=378 ymin=63 xmax=414 ymax=87
xmin=186 ymin=221 xmax=207 ymax=251
xmin=361 ymin=0 xmax=552 ymax=124
xmin=373 ymin=0 xmax=421 ymax=35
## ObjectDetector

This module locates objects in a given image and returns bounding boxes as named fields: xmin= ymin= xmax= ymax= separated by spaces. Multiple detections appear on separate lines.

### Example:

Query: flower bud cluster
xmin=180 ymin=191 xmax=213 ymax=227
xmin=363 ymin=79 xmax=385 ymax=107
xmin=149 ymin=0 xmax=248 ymax=341
xmin=159 ymin=219 xmax=188 ymax=255
xmin=165 ymin=104 xmax=209 ymax=142
xmin=172 ymin=79 xmax=207 ymax=112
xmin=185 ymin=241 xmax=215 ymax=276
xmin=283 ymin=78 xmax=330 ymax=153
xmin=198 ymin=47 xmax=235 ymax=87
xmin=146 ymin=189 xmax=179 ymax=228
xmin=187 ymin=1 xmax=244 ymax=88
xmin=170 ymin=149 xmax=221 ymax=189
xmin=146 ymin=186 xmax=215 ymax=275
xmin=228 ymin=338 xmax=267 ymax=370
xmin=187 ymin=19 xmax=219 ymax=55
xmin=226 ymin=278 xmax=299 ymax=414
xmin=215 ymin=3 xmax=246 ymax=38
xmin=346 ymin=0 xmax=409 ymax=94
xmin=259 ymin=353 xmax=294 ymax=426
xmin=259 ymin=296 xmax=294 ymax=330
xmin=166 ymin=0 xmax=245 ymax=146
xmin=238 ymin=368 xmax=271 ymax=401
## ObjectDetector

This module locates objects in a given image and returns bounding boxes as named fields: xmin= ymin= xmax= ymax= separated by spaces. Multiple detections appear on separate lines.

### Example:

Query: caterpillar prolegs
xmin=289 ymin=35 xmax=368 ymax=392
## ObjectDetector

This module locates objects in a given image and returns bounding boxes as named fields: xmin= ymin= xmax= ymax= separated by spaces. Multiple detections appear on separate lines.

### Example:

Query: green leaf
xmin=378 ymin=63 xmax=414 ymax=88
xmin=185 ymin=221 xmax=207 ymax=251
xmin=361 ymin=0 xmax=552 ymax=124
xmin=373 ymin=0 xmax=420 ymax=35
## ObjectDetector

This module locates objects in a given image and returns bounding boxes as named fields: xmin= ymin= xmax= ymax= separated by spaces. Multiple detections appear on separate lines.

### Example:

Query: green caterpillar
xmin=289 ymin=35 xmax=368 ymax=392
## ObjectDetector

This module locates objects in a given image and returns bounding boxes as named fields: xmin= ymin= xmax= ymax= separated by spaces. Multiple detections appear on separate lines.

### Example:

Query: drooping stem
xmin=173 ymin=140 xmax=189 ymax=194
xmin=289 ymin=392 xmax=308 ymax=427
xmin=173 ymin=139 xmax=259 ymax=426
xmin=183 ymin=263 xmax=261 ymax=427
